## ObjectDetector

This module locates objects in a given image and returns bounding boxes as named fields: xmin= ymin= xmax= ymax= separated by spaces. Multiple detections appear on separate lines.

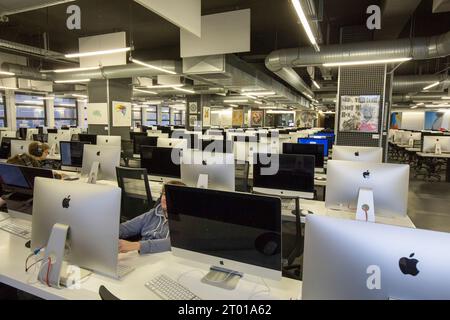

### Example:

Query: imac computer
xmin=140 ymin=146 xmax=181 ymax=182
xmin=299 ymin=137 xmax=330 ymax=157
xmin=48 ymin=133 xmax=71 ymax=155
xmin=0 ymin=130 xmax=17 ymax=143
xmin=31 ymin=178 xmax=125 ymax=282
xmin=393 ymin=130 xmax=405 ymax=144
xmin=326 ymin=160 xmax=409 ymax=217
xmin=201 ymin=139 xmax=233 ymax=154
xmin=0 ymin=138 xmax=18 ymax=159
xmin=129 ymin=132 xmax=146 ymax=142
xmin=332 ymin=146 xmax=383 ymax=163
xmin=165 ymin=185 xmax=282 ymax=284
xmin=96 ymin=135 xmax=122 ymax=148
xmin=157 ymin=138 xmax=188 ymax=150
xmin=253 ymin=153 xmax=315 ymax=199
xmin=69 ymin=127 xmax=82 ymax=136
xmin=402 ymin=132 xmax=422 ymax=147
xmin=81 ymin=145 xmax=121 ymax=182
xmin=133 ymin=136 xmax=158 ymax=154
xmin=57 ymin=130 xmax=72 ymax=142
xmin=302 ymin=215 xmax=450 ymax=300
xmin=60 ymin=141 xmax=89 ymax=172
xmin=0 ymin=163 xmax=53 ymax=196
xmin=78 ymin=134 xmax=97 ymax=145
xmin=422 ymin=135 xmax=450 ymax=154
xmin=147 ymin=132 xmax=169 ymax=139
xmin=32 ymin=134 xmax=48 ymax=143
xmin=181 ymin=151 xmax=235 ymax=191
xmin=282 ymin=143 xmax=325 ymax=171
xmin=10 ymin=140 xmax=32 ymax=157
xmin=26 ymin=128 xmax=39 ymax=141
xmin=47 ymin=129 xmax=58 ymax=134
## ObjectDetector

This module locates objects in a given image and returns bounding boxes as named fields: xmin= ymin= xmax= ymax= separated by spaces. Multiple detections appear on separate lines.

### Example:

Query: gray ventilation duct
xmin=1 ymin=63 xmax=49 ymax=80
xmin=393 ymin=75 xmax=450 ymax=93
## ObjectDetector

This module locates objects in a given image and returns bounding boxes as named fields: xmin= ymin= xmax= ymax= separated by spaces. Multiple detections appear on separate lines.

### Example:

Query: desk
xmin=416 ymin=152 xmax=450 ymax=182
xmin=0 ymin=211 xmax=301 ymax=300
xmin=282 ymin=199 xmax=416 ymax=229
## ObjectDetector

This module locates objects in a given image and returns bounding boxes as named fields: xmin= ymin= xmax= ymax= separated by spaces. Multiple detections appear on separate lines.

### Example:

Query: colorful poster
xmin=112 ymin=101 xmax=132 ymax=127
xmin=425 ymin=111 xmax=446 ymax=131
xmin=391 ymin=112 xmax=402 ymax=129
xmin=232 ymin=109 xmax=244 ymax=127
xmin=298 ymin=111 xmax=317 ymax=128
xmin=251 ymin=110 xmax=264 ymax=127
xmin=339 ymin=95 xmax=380 ymax=133
xmin=202 ymin=107 xmax=211 ymax=127
xmin=87 ymin=103 xmax=108 ymax=125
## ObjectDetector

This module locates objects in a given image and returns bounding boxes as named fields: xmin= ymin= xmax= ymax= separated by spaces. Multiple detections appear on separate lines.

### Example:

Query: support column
xmin=186 ymin=95 xmax=211 ymax=131
xmin=5 ymin=90 xmax=16 ymax=131
xmin=87 ymin=78 xmax=132 ymax=139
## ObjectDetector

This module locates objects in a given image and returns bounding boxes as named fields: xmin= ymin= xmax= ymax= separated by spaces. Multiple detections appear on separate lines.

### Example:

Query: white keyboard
xmin=145 ymin=274 xmax=201 ymax=300
xmin=0 ymin=219 xmax=31 ymax=239
xmin=117 ymin=264 xmax=135 ymax=278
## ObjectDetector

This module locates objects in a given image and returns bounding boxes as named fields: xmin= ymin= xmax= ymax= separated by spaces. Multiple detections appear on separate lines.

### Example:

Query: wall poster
xmin=339 ymin=95 xmax=380 ymax=133
xmin=112 ymin=101 xmax=132 ymax=127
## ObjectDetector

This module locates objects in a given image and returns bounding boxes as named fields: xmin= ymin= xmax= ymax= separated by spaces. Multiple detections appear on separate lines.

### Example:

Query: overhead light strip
xmin=133 ymin=88 xmax=158 ymax=95
xmin=323 ymin=57 xmax=412 ymax=67
xmin=0 ymin=71 xmax=15 ymax=76
xmin=146 ymin=84 xmax=184 ymax=89
xmin=173 ymin=87 xmax=195 ymax=94
xmin=65 ymin=47 xmax=131 ymax=58
xmin=312 ymin=80 xmax=321 ymax=89
xmin=54 ymin=79 xmax=91 ymax=83
xmin=0 ymin=86 xmax=18 ymax=90
xmin=224 ymin=99 xmax=248 ymax=103
xmin=130 ymin=58 xmax=176 ymax=75
xmin=291 ymin=0 xmax=320 ymax=52
xmin=423 ymin=82 xmax=440 ymax=91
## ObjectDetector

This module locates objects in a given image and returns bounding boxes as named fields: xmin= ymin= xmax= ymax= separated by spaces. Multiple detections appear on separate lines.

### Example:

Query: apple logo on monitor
xmin=399 ymin=253 xmax=420 ymax=276
xmin=106 ymin=139 xmax=109 ymax=143
xmin=363 ymin=170 xmax=370 ymax=179
xmin=96 ymin=151 xmax=101 ymax=156
xmin=355 ymin=151 xmax=360 ymax=157
xmin=62 ymin=196 xmax=71 ymax=209
xmin=202 ymin=160 xmax=207 ymax=166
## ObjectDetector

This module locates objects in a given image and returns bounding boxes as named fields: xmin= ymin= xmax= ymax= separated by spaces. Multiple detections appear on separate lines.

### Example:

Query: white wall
xmin=400 ymin=112 xmax=425 ymax=131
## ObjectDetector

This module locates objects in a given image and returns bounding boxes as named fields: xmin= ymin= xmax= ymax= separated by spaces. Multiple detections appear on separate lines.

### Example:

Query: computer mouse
xmin=25 ymin=240 xmax=31 ymax=249
xmin=301 ymin=209 xmax=314 ymax=216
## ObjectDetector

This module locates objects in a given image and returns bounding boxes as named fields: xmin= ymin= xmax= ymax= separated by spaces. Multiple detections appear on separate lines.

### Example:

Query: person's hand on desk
xmin=119 ymin=240 xmax=141 ymax=253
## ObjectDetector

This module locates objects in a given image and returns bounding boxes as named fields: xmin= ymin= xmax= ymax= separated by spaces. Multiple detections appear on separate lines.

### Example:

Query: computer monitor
xmin=48 ymin=133 xmax=71 ymax=154
xmin=60 ymin=141 xmax=89 ymax=171
xmin=282 ymin=143 xmax=324 ymax=169
xmin=0 ymin=138 xmax=18 ymax=159
xmin=332 ymin=146 xmax=383 ymax=163
xmin=81 ymin=145 xmax=121 ymax=181
xmin=422 ymin=135 xmax=450 ymax=153
xmin=78 ymin=134 xmax=97 ymax=145
xmin=403 ymin=132 xmax=422 ymax=146
xmin=47 ymin=129 xmax=58 ymax=134
xmin=172 ymin=132 xmax=200 ymax=149
xmin=10 ymin=140 xmax=32 ymax=157
xmin=26 ymin=128 xmax=39 ymax=141
xmin=201 ymin=139 xmax=233 ymax=154
xmin=0 ymin=130 xmax=17 ymax=143
xmin=159 ymin=126 xmax=172 ymax=135
xmin=69 ymin=127 xmax=82 ymax=136
xmin=165 ymin=185 xmax=282 ymax=281
xmin=299 ymin=137 xmax=330 ymax=157
xmin=18 ymin=128 xmax=27 ymax=140
xmin=181 ymin=151 xmax=235 ymax=191
xmin=96 ymin=135 xmax=121 ymax=148
xmin=326 ymin=160 xmax=409 ymax=217
xmin=393 ymin=130 xmax=405 ymax=144
xmin=32 ymin=134 xmax=48 ymax=143
xmin=20 ymin=166 xmax=54 ymax=189
xmin=140 ymin=146 xmax=181 ymax=182
xmin=129 ymin=132 xmax=146 ymax=141
xmin=0 ymin=163 xmax=32 ymax=194
xmin=147 ymin=132 xmax=169 ymax=139
xmin=302 ymin=215 xmax=450 ymax=300
xmin=133 ymin=136 xmax=158 ymax=155
xmin=253 ymin=153 xmax=315 ymax=199
xmin=157 ymin=138 xmax=188 ymax=150
xmin=31 ymin=178 xmax=121 ymax=279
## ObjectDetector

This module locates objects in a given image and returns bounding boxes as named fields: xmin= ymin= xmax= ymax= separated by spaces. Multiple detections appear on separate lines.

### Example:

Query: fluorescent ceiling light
xmin=0 ymin=71 xmax=15 ymax=76
xmin=323 ymin=57 xmax=412 ymax=67
xmin=410 ymin=105 xmax=419 ymax=109
xmin=242 ymin=91 xmax=276 ymax=96
xmin=54 ymin=79 xmax=91 ymax=83
xmin=65 ymin=47 xmax=131 ymax=58
xmin=173 ymin=87 xmax=195 ymax=94
xmin=72 ymin=94 xmax=88 ymax=98
xmin=423 ymin=82 xmax=441 ymax=91
xmin=254 ymin=100 xmax=263 ymax=105
xmin=229 ymin=104 xmax=239 ymax=108
xmin=38 ymin=96 xmax=55 ymax=100
xmin=0 ymin=86 xmax=18 ymax=90
xmin=291 ymin=0 xmax=320 ymax=51
xmin=45 ymin=66 xmax=101 ymax=73
xmin=130 ymin=58 xmax=176 ymax=75
xmin=312 ymin=80 xmax=321 ymax=89
xmin=224 ymin=99 xmax=248 ymax=103
xmin=442 ymin=96 xmax=450 ymax=100
xmin=425 ymin=104 xmax=450 ymax=108
xmin=146 ymin=100 xmax=162 ymax=104
xmin=134 ymin=88 xmax=157 ymax=95
xmin=146 ymin=84 xmax=184 ymax=89
xmin=267 ymin=110 xmax=295 ymax=114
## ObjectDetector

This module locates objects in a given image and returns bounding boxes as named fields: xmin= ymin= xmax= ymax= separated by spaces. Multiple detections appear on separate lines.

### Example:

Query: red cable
xmin=46 ymin=257 xmax=51 ymax=287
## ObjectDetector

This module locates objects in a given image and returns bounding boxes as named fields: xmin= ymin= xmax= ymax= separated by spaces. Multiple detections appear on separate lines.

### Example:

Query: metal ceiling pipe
xmin=393 ymin=75 xmax=450 ymax=93
xmin=266 ymin=31 xmax=450 ymax=69
xmin=393 ymin=92 xmax=450 ymax=103
xmin=1 ymin=63 xmax=49 ymax=80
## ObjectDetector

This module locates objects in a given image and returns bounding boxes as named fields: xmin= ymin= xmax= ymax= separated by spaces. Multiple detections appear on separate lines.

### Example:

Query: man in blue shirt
xmin=118 ymin=181 xmax=186 ymax=255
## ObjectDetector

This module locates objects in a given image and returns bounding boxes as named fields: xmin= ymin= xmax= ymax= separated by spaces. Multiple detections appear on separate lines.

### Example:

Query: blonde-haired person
xmin=119 ymin=181 xmax=186 ymax=254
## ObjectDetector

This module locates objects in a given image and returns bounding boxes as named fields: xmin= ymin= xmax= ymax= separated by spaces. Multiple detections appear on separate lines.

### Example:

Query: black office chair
xmin=116 ymin=167 xmax=154 ymax=222
xmin=121 ymin=140 xmax=134 ymax=167
xmin=99 ymin=285 xmax=120 ymax=300
xmin=235 ymin=160 xmax=250 ymax=192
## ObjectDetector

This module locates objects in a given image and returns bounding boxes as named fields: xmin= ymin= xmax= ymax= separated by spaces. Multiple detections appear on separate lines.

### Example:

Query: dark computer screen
xmin=47 ymin=129 xmax=58 ymax=134
xmin=18 ymin=128 xmax=27 ymax=140
xmin=140 ymin=146 xmax=181 ymax=178
xmin=78 ymin=134 xmax=97 ymax=145
xmin=165 ymin=185 xmax=282 ymax=272
xmin=20 ymin=166 xmax=54 ymax=189
xmin=33 ymin=134 xmax=48 ymax=143
xmin=133 ymin=136 xmax=158 ymax=154
xmin=253 ymin=153 xmax=315 ymax=193
xmin=283 ymin=143 xmax=324 ymax=168
xmin=60 ymin=141 xmax=88 ymax=167
xmin=0 ymin=163 xmax=30 ymax=190
xmin=201 ymin=140 xmax=233 ymax=154
xmin=0 ymin=138 xmax=18 ymax=159
xmin=129 ymin=132 xmax=147 ymax=141
xmin=299 ymin=138 xmax=329 ymax=157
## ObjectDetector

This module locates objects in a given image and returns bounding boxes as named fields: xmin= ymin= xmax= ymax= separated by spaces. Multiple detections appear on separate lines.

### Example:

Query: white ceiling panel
xmin=0 ymin=0 xmax=75 ymax=16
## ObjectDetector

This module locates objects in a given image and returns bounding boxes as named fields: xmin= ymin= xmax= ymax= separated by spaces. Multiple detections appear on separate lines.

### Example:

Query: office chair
xmin=234 ymin=160 xmax=250 ymax=192
xmin=121 ymin=140 xmax=134 ymax=167
xmin=99 ymin=286 xmax=120 ymax=300
xmin=116 ymin=167 xmax=154 ymax=222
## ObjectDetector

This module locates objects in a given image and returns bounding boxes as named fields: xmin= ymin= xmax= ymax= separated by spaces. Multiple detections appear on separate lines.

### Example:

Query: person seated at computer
xmin=7 ymin=142 xmax=49 ymax=167
xmin=119 ymin=180 xmax=186 ymax=255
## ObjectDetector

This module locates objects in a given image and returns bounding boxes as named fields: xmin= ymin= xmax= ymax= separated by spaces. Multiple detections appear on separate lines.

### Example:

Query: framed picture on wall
xmin=202 ymin=107 xmax=211 ymax=126
xmin=87 ymin=103 xmax=108 ymax=125
xmin=112 ymin=101 xmax=132 ymax=127
xmin=189 ymin=102 xmax=198 ymax=114
xmin=189 ymin=115 xmax=198 ymax=127
xmin=251 ymin=110 xmax=264 ymax=127
xmin=339 ymin=95 xmax=380 ymax=133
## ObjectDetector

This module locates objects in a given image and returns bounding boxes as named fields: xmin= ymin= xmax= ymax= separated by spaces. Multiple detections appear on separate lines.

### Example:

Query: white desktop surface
xmin=0 ymin=211 xmax=301 ymax=300
xmin=416 ymin=152 xmax=450 ymax=159
xmin=405 ymin=148 xmax=421 ymax=152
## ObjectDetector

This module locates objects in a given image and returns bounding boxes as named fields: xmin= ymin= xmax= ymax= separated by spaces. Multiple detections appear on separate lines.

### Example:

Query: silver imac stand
xmin=355 ymin=188 xmax=375 ymax=222
xmin=435 ymin=142 xmax=442 ymax=155
xmin=196 ymin=174 xmax=209 ymax=189
xmin=38 ymin=223 xmax=91 ymax=288
xmin=87 ymin=161 xmax=100 ymax=184
xmin=201 ymin=266 xmax=243 ymax=290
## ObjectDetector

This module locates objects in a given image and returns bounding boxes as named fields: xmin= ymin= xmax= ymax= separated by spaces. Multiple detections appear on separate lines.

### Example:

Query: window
xmin=132 ymin=106 xmax=142 ymax=128
xmin=0 ymin=91 xmax=6 ymax=128
xmin=144 ymin=106 xmax=157 ymax=126
xmin=173 ymin=111 xmax=182 ymax=125
xmin=161 ymin=106 xmax=170 ymax=126
xmin=15 ymin=93 xmax=46 ymax=128
xmin=54 ymin=97 xmax=78 ymax=128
